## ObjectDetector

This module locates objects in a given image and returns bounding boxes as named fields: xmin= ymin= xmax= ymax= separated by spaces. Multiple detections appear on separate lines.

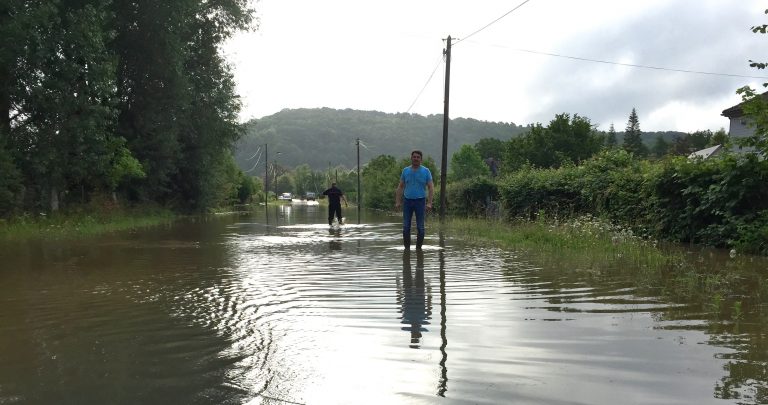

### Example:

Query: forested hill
xmin=235 ymin=108 xmax=527 ymax=171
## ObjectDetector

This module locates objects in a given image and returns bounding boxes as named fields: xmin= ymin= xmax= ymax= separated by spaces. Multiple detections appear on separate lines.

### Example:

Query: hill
xmin=235 ymin=108 xmax=527 ymax=172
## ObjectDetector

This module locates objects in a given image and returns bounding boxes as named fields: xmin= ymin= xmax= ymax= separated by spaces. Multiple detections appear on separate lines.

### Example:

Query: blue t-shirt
xmin=400 ymin=166 xmax=432 ymax=199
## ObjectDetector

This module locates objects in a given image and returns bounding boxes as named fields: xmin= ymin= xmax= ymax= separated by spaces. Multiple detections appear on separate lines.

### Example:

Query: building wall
xmin=729 ymin=117 xmax=753 ymax=138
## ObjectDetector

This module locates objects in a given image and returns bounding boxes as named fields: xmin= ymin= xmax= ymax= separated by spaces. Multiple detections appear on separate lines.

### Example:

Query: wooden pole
xmin=439 ymin=35 xmax=452 ymax=223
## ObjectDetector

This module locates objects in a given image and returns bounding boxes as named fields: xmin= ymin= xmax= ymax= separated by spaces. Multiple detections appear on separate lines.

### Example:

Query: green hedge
xmin=454 ymin=149 xmax=767 ymax=255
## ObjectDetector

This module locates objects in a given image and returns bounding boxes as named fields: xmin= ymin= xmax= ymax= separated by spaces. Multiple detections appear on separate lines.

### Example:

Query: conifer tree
xmin=623 ymin=108 xmax=648 ymax=157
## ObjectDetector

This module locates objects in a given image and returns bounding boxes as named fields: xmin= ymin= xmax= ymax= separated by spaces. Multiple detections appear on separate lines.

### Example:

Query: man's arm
xmin=426 ymin=181 xmax=434 ymax=211
xmin=395 ymin=179 xmax=404 ymax=209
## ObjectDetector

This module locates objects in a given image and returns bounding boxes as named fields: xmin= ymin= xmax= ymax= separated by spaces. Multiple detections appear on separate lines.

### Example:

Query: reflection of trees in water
xmin=397 ymin=250 xmax=432 ymax=349
xmin=713 ymin=326 xmax=768 ymax=404
xmin=500 ymin=247 xmax=768 ymax=405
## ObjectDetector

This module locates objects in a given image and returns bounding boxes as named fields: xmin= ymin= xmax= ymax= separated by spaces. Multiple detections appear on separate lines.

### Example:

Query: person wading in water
xmin=395 ymin=150 xmax=434 ymax=250
xmin=322 ymin=182 xmax=348 ymax=226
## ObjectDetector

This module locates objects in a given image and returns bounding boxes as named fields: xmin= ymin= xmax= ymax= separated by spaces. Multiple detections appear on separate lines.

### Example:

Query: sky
xmin=222 ymin=0 xmax=768 ymax=133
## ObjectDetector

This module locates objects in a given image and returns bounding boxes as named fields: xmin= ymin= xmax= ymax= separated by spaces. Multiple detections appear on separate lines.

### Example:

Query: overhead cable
xmin=406 ymin=55 xmax=446 ymax=113
xmin=507 ymin=47 xmax=768 ymax=79
xmin=454 ymin=0 xmax=533 ymax=46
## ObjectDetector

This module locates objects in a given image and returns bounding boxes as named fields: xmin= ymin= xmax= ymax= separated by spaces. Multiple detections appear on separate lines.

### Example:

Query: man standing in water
xmin=322 ymin=182 xmax=348 ymax=226
xmin=395 ymin=150 xmax=434 ymax=250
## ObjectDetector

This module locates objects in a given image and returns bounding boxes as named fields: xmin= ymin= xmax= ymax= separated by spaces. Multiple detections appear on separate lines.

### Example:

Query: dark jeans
xmin=328 ymin=203 xmax=342 ymax=225
xmin=402 ymin=198 xmax=425 ymax=238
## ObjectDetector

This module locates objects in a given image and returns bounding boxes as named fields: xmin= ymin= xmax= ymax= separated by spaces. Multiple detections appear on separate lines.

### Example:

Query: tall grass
xmin=442 ymin=214 xmax=668 ymax=266
xmin=0 ymin=206 xmax=175 ymax=241
xmin=441 ymin=215 xmax=768 ymax=321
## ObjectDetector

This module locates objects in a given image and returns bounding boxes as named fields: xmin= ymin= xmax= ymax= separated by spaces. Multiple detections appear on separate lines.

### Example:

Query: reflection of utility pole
xmin=438 ymin=232 xmax=448 ymax=396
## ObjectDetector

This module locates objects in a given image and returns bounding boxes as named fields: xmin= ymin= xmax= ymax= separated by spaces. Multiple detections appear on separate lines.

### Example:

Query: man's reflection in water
xmin=329 ymin=228 xmax=342 ymax=250
xmin=399 ymin=250 xmax=432 ymax=348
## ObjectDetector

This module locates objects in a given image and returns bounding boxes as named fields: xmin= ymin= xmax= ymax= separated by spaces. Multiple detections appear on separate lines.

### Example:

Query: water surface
xmin=1 ymin=203 xmax=767 ymax=404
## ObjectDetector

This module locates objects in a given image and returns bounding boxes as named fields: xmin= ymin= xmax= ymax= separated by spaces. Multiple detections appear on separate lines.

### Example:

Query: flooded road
xmin=1 ymin=202 xmax=767 ymax=404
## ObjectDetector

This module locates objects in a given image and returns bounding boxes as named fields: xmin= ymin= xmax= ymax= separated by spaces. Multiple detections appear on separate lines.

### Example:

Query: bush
xmin=445 ymin=176 xmax=499 ymax=217
xmin=650 ymin=153 xmax=768 ymax=248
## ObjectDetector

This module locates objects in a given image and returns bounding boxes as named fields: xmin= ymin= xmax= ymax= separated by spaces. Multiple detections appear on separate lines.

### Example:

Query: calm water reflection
xmin=1 ymin=202 xmax=767 ymax=404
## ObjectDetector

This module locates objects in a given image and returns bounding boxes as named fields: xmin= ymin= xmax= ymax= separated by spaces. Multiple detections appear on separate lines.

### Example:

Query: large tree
xmin=501 ymin=113 xmax=603 ymax=171
xmin=450 ymin=144 xmax=488 ymax=181
xmin=5 ymin=1 xmax=126 ymax=211
xmin=111 ymin=0 xmax=254 ymax=210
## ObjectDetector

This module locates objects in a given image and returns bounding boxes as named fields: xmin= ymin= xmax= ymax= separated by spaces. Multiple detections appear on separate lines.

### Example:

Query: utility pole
xmin=439 ymin=35 xmax=452 ymax=223
xmin=356 ymin=137 xmax=361 ymax=222
xmin=264 ymin=144 xmax=269 ymax=205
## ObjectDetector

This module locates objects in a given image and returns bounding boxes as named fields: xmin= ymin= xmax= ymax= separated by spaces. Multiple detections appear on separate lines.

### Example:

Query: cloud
xmin=516 ymin=0 xmax=766 ymax=131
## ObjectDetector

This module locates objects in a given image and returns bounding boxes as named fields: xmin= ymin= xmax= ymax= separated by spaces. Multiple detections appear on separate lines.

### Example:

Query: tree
xmin=362 ymin=155 xmax=400 ymax=210
xmin=111 ymin=0 xmax=254 ymax=210
xmin=475 ymin=137 xmax=504 ymax=159
xmin=623 ymin=108 xmax=648 ymax=157
xmin=605 ymin=123 xmax=618 ymax=148
xmin=7 ymin=1 xmax=122 ymax=212
xmin=450 ymin=144 xmax=488 ymax=181
xmin=650 ymin=135 xmax=670 ymax=158
xmin=501 ymin=113 xmax=603 ymax=171
xmin=710 ymin=128 xmax=730 ymax=147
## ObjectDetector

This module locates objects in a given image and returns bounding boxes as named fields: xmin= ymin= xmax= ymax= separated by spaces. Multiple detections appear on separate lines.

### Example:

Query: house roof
xmin=688 ymin=144 xmax=723 ymax=160
xmin=722 ymin=91 xmax=768 ymax=118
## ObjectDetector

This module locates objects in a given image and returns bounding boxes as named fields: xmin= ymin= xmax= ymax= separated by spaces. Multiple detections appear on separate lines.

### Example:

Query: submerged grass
xmin=441 ymin=215 xmax=768 ymax=322
xmin=0 ymin=206 xmax=175 ymax=241
xmin=442 ymin=215 xmax=668 ymax=266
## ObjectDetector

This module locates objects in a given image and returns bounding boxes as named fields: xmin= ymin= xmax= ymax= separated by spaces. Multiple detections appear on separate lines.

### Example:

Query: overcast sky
xmin=222 ymin=0 xmax=767 ymax=133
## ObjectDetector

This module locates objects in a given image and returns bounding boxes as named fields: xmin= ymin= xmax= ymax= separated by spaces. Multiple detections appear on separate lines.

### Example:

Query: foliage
xmin=0 ymin=204 xmax=175 ymax=241
xmin=445 ymin=176 xmax=499 ymax=217
xmin=498 ymin=164 xmax=586 ymax=220
xmin=501 ymin=113 xmax=603 ymax=172
xmin=0 ymin=143 xmax=23 ymax=217
xmin=735 ymin=86 xmax=768 ymax=156
xmin=493 ymin=146 xmax=767 ymax=254
xmin=651 ymin=135 xmax=669 ymax=158
xmin=449 ymin=144 xmax=488 ymax=181
xmin=578 ymin=149 xmax=658 ymax=227
xmin=362 ymin=155 xmax=400 ymax=210
xmin=275 ymin=174 xmax=295 ymax=195
xmin=235 ymin=109 xmax=526 ymax=172
xmin=605 ymin=123 xmax=618 ymax=149
xmin=475 ymin=137 xmax=505 ymax=159
xmin=650 ymin=154 xmax=768 ymax=251
xmin=0 ymin=0 xmax=255 ymax=215
xmin=623 ymin=108 xmax=648 ymax=157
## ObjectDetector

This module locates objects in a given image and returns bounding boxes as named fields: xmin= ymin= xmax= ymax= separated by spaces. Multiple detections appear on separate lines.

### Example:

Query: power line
xmin=454 ymin=0 xmax=533 ymax=46
xmin=406 ymin=54 xmax=446 ymax=113
xmin=243 ymin=149 xmax=264 ymax=173
xmin=481 ymin=44 xmax=768 ymax=79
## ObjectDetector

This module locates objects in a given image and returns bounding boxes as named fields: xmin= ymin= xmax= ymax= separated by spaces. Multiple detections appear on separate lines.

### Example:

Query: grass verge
xmin=0 ymin=206 xmax=175 ymax=241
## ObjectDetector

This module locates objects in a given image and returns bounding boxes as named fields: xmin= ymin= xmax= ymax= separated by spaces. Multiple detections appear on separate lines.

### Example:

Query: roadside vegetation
xmin=0 ymin=202 xmax=174 ymax=241
xmin=441 ymin=215 xmax=768 ymax=323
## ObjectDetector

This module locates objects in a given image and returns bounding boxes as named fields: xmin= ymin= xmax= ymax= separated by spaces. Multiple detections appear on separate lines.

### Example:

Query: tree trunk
xmin=50 ymin=186 xmax=59 ymax=212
